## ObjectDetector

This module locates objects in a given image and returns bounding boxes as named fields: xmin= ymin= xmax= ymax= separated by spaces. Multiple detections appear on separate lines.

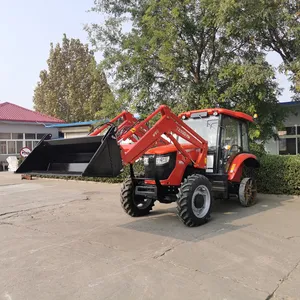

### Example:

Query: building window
xmin=12 ymin=133 xmax=23 ymax=139
xmin=279 ymin=138 xmax=297 ymax=155
xmin=278 ymin=125 xmax=300 ymax=155
xmin=0 ymin=141 xmax=6 ymax=154
xmin=17 ymin=141 xmax=23 ymax=153
xmin=0 ymin=133 xmax=11 ymax=139
xmin=37 ymin=133 xmax=45 ymax=139
xmin=0 ymin=132 xmax=46 ymax=155
xmin=25 ymin=133 xmax=35 ymax=139
xmin=25 ymin=141 xmax=32 ymax=149
xmin=286 ymin=126 xmax=297 ymax=135
xmin=7 ymin=141 xmax=16 ymax=154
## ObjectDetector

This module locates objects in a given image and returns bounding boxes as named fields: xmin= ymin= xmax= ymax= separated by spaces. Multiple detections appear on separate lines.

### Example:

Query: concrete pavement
xmin=1 ymin=172 xmax=300 ymax=300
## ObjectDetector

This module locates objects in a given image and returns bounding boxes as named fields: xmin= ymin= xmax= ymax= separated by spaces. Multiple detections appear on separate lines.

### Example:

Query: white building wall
xmin=0 ymin=122 xmax=59 ymax=164
xmin=0 ymin=122 xmax=59 ymax=136
xmin=265 ymin=104 xmax=300 ymax=155
xmin=59 ymin=125 xmax=90 ymax=139
xmin=265 ymin=139 xmax=279 ymax=155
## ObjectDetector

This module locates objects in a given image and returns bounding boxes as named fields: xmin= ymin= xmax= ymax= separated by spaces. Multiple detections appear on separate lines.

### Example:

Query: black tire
xmin=120 ymin=177 xmax=154 ymax=217
xmin=239 ymin=177 xmax=257 ymax=207
xmin=177 ymin=174 xmax=212 ymax=227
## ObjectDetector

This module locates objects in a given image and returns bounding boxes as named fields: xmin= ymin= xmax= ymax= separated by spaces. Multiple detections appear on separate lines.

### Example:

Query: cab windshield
xmin=178 ymin=116 xmax=219 ymax=149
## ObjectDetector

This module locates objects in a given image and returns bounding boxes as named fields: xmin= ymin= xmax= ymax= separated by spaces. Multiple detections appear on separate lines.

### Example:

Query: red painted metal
xmin=179 ymin=108 xmax=253 ymax=123
xmin=227 ymin=153 xmax=258 ymax=182
xmin=89 ymin=111 xmax=168 ymax=146
xmin=89 ymin=111 xmax=138 ymax=137
xmin=119 ymin=105 xmax=208 ymax=186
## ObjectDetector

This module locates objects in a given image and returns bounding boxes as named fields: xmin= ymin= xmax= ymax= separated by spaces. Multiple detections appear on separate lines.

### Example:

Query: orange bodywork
xmin=116 ymin=105 xmax=255 ymax=186
xmin=89 ymin=111 xmax=168 ymax=146
xmin=119 ymin=105 xmax=208 ymax=186
xmin=179 ymin=108 xmax=253 ymax=123
xmin=228 ymin=153 xmax=258 ymax=182
xmin=89 ymin=111 xmax=138 ymax=137
xmin=145 ymin=143 xmax=202 ymax=186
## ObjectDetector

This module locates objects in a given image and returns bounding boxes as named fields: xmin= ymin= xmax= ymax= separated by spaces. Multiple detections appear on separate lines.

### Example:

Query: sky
xmin=0 ymin=0 xmax=293 ymax=110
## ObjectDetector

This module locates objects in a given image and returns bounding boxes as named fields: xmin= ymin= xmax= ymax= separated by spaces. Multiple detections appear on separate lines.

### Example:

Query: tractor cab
xmin=178 ymin=108 xmax=253 ymax=174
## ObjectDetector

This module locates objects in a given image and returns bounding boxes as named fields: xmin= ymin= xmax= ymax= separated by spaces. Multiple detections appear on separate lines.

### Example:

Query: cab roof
xmin=178 ymin=108 xmax=253 ymax=123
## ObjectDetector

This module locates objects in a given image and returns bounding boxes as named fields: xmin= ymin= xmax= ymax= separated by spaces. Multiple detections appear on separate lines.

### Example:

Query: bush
xmin=256 ymin=155 xmax=300 ymax=195
xmin=36 ymin=162 xmax=145 ymax=184
xmin=250 ymin=141 xmax=266 ymax=158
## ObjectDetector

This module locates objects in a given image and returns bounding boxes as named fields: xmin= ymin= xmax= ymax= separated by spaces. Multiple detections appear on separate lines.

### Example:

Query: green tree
xmin=33 ymin=34 xmax=113 ymax=122
xmin=87 ymin=0 xmax=286 ymax=141
xmin=219 ymin=0 xmax=300 ymax=99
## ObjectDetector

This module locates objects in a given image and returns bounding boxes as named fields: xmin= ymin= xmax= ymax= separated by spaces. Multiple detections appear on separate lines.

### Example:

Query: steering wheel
xmin=228 ymin=144 xmax=240 ymax=155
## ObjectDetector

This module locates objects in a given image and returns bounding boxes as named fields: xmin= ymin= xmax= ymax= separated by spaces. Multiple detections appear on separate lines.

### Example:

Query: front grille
xmin=144 ymin=152 xmax=176 ymax=180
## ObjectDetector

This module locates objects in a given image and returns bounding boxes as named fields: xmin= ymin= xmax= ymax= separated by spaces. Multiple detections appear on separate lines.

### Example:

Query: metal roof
xmin=45 ymin=120 xmax=99 ymax=128
xmin=0 ymin=102 xmax=64 ymax=123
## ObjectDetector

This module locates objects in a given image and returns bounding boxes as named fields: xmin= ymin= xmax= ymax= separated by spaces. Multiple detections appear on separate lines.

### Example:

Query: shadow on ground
xmin=118 ymin=193 xmax=296 ymax=242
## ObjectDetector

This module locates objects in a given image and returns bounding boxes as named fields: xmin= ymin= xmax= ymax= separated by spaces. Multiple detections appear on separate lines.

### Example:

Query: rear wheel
xmin=239 ymin=177 xmax=257 ymax=207
xmin=120 ymin=177 xmax=154 ymax=217
xmin=177 ymin=174 xmax=212 ymax=227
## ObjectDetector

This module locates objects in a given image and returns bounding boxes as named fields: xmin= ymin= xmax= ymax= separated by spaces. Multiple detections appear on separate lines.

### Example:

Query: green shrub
xmin=250 ymin=141 xmax=266 ymax=158
xmin=256 ymin=155 xmax=300 ymax=195
xmin=18 ymin=157 xmax=25 ymax=167
xmin=36 ymin=162 xmax=145 ymax=184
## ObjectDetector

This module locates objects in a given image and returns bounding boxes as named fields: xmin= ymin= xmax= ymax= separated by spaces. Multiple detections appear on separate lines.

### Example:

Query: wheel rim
xmin=244 ymin=178 xmax=257 ymax=204
xmin=191 ymin=185 xmax=211 ymax=218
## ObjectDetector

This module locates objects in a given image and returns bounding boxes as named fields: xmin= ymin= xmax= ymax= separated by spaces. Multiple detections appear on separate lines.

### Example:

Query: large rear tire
xmin=177 ymin=174 xmax=212 ymax=227
xmin=239 ymin=177 xmax=257 ymax=207
xmin=120 ymin=177 xmax=154 ymax=217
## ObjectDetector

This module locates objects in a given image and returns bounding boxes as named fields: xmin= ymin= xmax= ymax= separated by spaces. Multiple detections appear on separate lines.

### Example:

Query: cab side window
xmin=241 ymin=122 xmax=249 ymax=152
xmin=221 ymin=116 xmax=241 ymax=150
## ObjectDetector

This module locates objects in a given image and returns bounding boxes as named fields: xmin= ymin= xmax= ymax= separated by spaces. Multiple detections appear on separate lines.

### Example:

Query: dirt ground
xmin=1 ymin=172 xmax=300 ymax=300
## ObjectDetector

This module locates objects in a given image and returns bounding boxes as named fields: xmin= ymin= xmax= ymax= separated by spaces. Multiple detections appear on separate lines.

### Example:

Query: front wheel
xmin=120 ymin=177 xmax=154 ymax=217
xmin=177 ymin=174 xmax=212 ymax=227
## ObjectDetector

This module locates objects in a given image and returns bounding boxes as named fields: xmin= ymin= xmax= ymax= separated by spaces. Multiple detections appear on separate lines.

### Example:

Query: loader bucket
xmin=16 ymin=127 xmax=123 ymax=177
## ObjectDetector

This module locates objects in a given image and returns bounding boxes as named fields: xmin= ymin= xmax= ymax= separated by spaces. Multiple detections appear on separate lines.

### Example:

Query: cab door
xmin=219 ymin=115 xmax=243 ymax=172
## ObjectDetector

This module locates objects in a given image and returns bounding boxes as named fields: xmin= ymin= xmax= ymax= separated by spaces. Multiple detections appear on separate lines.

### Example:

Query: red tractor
xmin=16 ymin=105 xmax=259 ymax=227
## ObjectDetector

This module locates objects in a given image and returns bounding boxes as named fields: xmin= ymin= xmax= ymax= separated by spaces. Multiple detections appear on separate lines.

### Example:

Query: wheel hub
xmin=191 ymin=185 xmax=211 ymax=218
xmin=194 ymin=194 xmax=205 ymax=209
xmin=134 ymin=197 xmax=152 ymax=209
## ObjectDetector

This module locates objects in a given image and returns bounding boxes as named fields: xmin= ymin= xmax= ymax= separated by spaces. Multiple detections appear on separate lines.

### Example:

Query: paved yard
xmin=1 ymin=172 xmax=300 ymax=300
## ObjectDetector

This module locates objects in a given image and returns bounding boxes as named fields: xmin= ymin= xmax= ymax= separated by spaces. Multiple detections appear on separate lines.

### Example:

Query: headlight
xmin=143 ymin=156 xmax=149 ymax=166
xmin=156 ymin=156 xmax=170 ymax=165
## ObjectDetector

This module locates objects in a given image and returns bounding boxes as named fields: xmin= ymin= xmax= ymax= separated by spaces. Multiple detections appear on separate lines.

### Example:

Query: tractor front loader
xmin=16 ymin=105 xmax=259 ymax=227
xmin=16 ymin=110 xmax=167 ymax=177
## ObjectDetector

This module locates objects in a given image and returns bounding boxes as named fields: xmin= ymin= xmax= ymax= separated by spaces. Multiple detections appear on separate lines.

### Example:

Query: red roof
xmin=0 ymin=102 xmax=64 ymax=123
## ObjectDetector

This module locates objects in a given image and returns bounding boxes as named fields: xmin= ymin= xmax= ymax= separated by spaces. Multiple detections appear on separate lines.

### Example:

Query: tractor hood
xmin=145 ymin=143 xmax=197 ymax=155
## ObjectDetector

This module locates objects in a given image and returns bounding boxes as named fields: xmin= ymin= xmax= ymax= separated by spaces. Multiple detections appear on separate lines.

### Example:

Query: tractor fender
xmin=228 ymin=153 xmax=260 ymax=182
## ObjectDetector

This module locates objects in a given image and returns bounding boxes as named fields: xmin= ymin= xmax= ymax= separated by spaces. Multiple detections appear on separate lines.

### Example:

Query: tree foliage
xmin=33 ymin=34 xmax=112 ymax=122
xmin=219 ymin=0 xmax=300 ymax=99
xmin=86 ymin=0 xmax=297 ymax=140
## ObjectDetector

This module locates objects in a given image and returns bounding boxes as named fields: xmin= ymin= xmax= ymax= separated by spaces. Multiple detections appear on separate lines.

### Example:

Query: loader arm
xmin=89 ymin=111 xmax=167 ymax=145
xmin=119 ymin=105 xmax=208 ymax=169
xmin=89 ymin=111 xmax=139 ymax=139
